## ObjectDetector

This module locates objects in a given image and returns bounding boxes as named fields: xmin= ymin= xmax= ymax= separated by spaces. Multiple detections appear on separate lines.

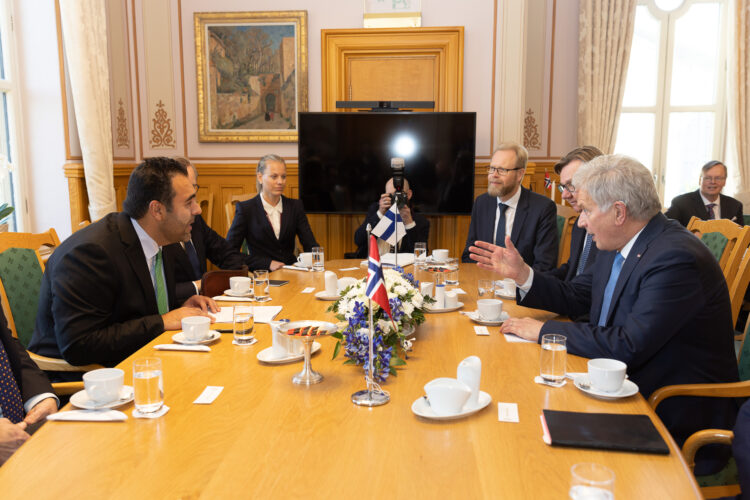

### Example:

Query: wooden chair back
xmin=200 ymin=267 xmax=249 ymax=298
xmin=0 ymin=228 xmax=60 ymax=255
xmin=555 ymin=204 xmax=578 ymax=267
xmin=730 ymin=245 xmax=750 ymax=331
xmin=687 ymin=216 xmax=750 ymax=282
xmin=224 ymin=193 xmax=255 ymax=234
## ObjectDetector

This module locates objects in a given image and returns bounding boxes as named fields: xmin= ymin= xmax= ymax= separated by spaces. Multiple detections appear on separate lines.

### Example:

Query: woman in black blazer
xmin=226 ymin=154 xmax=319 ymax=271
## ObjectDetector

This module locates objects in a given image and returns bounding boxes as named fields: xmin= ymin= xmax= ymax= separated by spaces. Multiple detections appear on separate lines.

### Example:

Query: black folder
xmin=542 ymin=409 xmax=670 ymax=455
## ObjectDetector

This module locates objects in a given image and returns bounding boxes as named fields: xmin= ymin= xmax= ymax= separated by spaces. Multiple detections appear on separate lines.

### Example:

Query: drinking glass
xmin=312 ymin=246 xmax=325 ymax=272
xmin=233 ymin=305 xmax=255 ymax=344
xmin=414 ymin=242 xmax=427 ymax=269
xmin=444 ymin=258 xmax=459 ymax=285
xmin=133 ymin=357 xmax=163 ymax=413
xmin=253 ymin=270 xmax=270 ymax=301
xmin=540 ymin=334 xmax=567 ymax=386
xmin=569 ymin=463 xmax=615 ymax=499
xmin=477 ymin=279 xmax=494 ymax=297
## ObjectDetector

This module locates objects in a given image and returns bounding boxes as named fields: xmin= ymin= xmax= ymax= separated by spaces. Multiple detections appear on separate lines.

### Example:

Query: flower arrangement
xmin=328 ymin=267 xmax=434 ymax=382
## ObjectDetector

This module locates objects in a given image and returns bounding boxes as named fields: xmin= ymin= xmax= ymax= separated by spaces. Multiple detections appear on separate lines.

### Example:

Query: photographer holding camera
xmin=353 ymin=174 xmax=430 ymax=258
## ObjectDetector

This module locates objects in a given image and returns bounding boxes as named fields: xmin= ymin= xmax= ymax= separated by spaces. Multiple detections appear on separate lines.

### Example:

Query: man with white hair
xmin=469 ymin=154 xmax=739 ymax=475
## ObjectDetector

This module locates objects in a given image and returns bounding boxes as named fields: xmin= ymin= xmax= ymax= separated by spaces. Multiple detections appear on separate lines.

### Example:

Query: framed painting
xmin=194 ymin=11 xmax=308 ymax=142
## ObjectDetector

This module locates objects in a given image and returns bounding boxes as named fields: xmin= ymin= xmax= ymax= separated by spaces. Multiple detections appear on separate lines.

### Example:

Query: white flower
xmin=403 ymin=301 xmax=415 ymax=316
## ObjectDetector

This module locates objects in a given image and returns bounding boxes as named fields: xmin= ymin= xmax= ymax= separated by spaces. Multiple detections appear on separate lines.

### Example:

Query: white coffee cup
xmin=477 ymin=299 xmax=503 ymax=321
xmin=588 ymin=358 xmax=627 ymax=393
xmin=434 ymin=284 xmax=446 ymax=308
xmin=230 ymin=276 xmax=252 ymax=294
xmin=83 ymin=368 xmax=124 ymax=404
xmin=270 ymin=322 xmax=290 ymax=357
xmin=502 ymin=278 xmax=515 ymax=293
xmin=297 ymin=252 xmax=313 ymax=267
xmin=337 ymin=277 xmax=357 ymax=293
xmin=432 ymin=249 xmax=449 ymax=262
xmin=420 ymin=282 xmax=434 ymax=297
xmin=457 ymin=356 xmax=481 ymax=408
xmin=424 ymin=377 xmax=472 ymax=416
xmin=182 ymin=315 xmax=211 ymax=341
xmin=445 ymin=290 xmax=458 ymax=308
xmin=324 ymin=271 xmax=338 ymax=296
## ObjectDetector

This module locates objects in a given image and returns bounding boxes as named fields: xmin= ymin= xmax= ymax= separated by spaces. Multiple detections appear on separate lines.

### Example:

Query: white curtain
xmin=729 ymin=0 xmax=750 ymax=202
xmin=577 ymin=0 xmax=637 ymax=153
xmin=59 ymin=0 xmax=116 ymax=220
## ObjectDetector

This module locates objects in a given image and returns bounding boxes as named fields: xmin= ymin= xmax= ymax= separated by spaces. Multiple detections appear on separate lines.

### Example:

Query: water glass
xmin=133 ymin=358 xmax=163 ymax=413
xmin=233 ymin=305 xmax=255 ymax=344
xmin=253 ymin=270 xmax=270 ymax=301
xmin=312 ymin=246 xmax=325 ymax=272
xmin=478 ymin=279 xmax=494 ymax=297
xmin=540 ymin=334 xmax=567 ymax=386
xmin=414 ymin=242 xmax=427 ymax=269
xmin=445 ymin=258 xmax=459 ymax=285
xmin=569 ymin=463 xmax=615 ymax=499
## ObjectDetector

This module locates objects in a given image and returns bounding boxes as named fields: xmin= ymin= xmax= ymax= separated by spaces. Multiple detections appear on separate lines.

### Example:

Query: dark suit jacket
xmin=353 ymin=202 xmax=430 ymax=258
xmin=461 ymin=188 xmax=558 ymax=271
xmin=168 ymin=215 xmax=246 ymax=303
xmin=29 ymin=213 xmax=175 ymax=367
xmin=665 ymin=189 xmax=743 ymax=227
xmin=546 ymin=218 xmax=599 ymax=281
xmin=519 ymin=213 xmax=739 ymax=474
xmin=1 ymin=309 xmax=53 ymax=404
xmin=226 ymin=195 xmax=318 ymax=270
xmin=733 ymin=399 xmax=750 ymax=498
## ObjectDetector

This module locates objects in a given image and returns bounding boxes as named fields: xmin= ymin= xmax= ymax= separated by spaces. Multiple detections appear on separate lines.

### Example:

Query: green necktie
xmin=154 ymin=249 xmax=168 ymax=315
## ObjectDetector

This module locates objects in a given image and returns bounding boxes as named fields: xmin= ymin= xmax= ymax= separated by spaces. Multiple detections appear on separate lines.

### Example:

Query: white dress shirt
xmin=261 ymin=193 xmax=283 ymax=239
xmin=493 ymin=186 xmax=522 ymax=245
xmin=699 ymin=192 xmax=721 ymax=219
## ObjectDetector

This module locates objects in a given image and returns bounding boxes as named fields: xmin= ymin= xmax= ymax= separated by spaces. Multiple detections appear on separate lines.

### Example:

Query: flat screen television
xmin=298 ymin=112 xmax=476 ymax=215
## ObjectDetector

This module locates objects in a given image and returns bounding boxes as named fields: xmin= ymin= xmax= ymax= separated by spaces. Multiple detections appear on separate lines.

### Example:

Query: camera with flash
xmin=390 ymin=157 xmax=408 ymax=209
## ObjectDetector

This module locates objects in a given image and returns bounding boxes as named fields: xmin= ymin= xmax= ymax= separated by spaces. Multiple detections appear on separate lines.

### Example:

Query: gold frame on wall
xmin=194 ymin=10 xmax=308 ymax=142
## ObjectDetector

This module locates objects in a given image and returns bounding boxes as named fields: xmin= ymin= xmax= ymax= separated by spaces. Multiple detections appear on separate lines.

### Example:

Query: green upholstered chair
xmin=687 ymin=216 xmax=750 ymax=288
xmin=701 ymin=232 xmax=729 ymax=262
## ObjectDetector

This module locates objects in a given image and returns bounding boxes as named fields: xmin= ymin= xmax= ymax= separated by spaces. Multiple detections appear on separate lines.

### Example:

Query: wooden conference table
xmin=1 ymin=261 xmax=699 ymax=499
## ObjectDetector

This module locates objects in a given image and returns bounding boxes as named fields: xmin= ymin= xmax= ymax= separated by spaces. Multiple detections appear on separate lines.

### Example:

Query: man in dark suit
xmin=461 ymin=142 xmax=557 ymax=271
xmin=0 ymin=308 xmax=57 ymax=464
xmin=169 ymin=158 xmax=246 ymax=303
xmin=546 ymin=146 xmax=603 ymax=281
xmin=29 ymin=157 xmax=217 ymax=369
xmin=471 ymin=155 xmax=739 ymax=475
xmin=665 ymin=160 xmax=743 ymax=226
xmin=353 ymin=177 xmax=430 ymax=258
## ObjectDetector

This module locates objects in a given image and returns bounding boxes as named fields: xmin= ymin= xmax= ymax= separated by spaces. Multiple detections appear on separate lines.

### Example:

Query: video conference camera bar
xmin=335 ymin=101 xmax=436 ymax=112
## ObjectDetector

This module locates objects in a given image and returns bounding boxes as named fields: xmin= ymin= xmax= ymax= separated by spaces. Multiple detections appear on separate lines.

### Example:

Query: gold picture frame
xmin=194 ymin=10 xmax=308 ymax=142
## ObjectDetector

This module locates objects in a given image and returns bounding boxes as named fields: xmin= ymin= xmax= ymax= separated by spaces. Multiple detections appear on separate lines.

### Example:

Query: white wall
xmin=14 ymin=0 xmax=70 ymax=238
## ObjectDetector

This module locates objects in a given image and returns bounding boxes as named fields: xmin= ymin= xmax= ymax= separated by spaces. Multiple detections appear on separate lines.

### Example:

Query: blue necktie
xmin=494 ymin=202 xmax=509 ymax=246
xmin=598 ymin=252 xmax=625 ymax=326
xmin=0 ymin=340 xmax=24 ymax=423
xmin=576 ymin=233 xmax=594 ymax=276
xmin=185 ymin=240 xmax=201 ymax=280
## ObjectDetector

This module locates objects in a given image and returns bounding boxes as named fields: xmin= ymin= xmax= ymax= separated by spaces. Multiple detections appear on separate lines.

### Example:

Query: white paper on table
xmin=301 ymin=287 xmax=315 ymax=294
xmin=381 ymin=253 xmax=415 ymax=267
xmin=47 ymin=410 xmax=127 ymax=422
xmin=212 ymin=296 xmax=254 ymax=302
xmin=154 ymin=344 xmax=210 ymax=352
xmin=210 ymin=307 xmax=234 ymax=323
xmin=452 ymin=288 xmax=467 ymax=295
xmin=211 ymin=306 xmax=281 ymax=324
xmin=338 ymin=267 xmax=359 ymax=271
xmin=474 ymin=326 xmax=490 ymax=336
xmin=194 ymin=386 xmax=224 ymax=404
xmin=498 ymin=403 xmax=519 ymax=422
xmin=503 ymin=333 xmax=535 ymax=343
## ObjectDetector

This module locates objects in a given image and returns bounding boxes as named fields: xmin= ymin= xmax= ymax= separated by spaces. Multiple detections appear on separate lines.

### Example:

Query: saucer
xmin=314 ymin=291 xmax=340 ymax=301
xmin=425 ymin=302 xmax=464 ymax=313
xmin=574 ymin=375 xmax=639 ymax=400
xmin=293 ymin=262 xmax=313 ymax=270
xmin=172 ymin=330 xmax=221 ymax=345
xmin=224 ymin=289 xmax=253 ymax=298
xmin=411 ymin=391 xmax=492 ymax=421
xmin=465 ymin=311 xmax=509 ymax=326
xmin=256 ymin=342 xmax=322 ymax=364
xmin=494 ymin=288 xmax=515 ymax=299
xmin=70 ymin=385 xmax=134 ymax=410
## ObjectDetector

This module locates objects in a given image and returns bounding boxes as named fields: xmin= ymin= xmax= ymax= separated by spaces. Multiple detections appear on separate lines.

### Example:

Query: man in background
xmin=665 ymin=160 xmax=743 ymax=226
xmin=353 ymin=177 xmax=430 ymax=258
xmin=546 ymin=146 xmax=603 ymax=281
xmin=29 ymin=157 xmax=217 ymax=370
xmin=461 ymin=141 xmax=558 ymax=271
xmin=170 ymin=158 xmax=246 ymax=303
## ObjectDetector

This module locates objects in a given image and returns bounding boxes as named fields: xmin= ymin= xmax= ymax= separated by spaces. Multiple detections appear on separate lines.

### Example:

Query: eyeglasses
xmin=557 ymin=183 xmax=576 ymax=194
xmin=488 ymin=166 xmax=524 ymax=176
xmin=702 ymin=176 xmax=726 ymax=183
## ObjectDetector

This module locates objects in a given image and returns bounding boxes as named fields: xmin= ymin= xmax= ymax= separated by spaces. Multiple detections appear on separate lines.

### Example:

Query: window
xmin=0 ymin=0 xmax=24 ymax=231
xmin=614 ymin=0 xmax=728 ymax=205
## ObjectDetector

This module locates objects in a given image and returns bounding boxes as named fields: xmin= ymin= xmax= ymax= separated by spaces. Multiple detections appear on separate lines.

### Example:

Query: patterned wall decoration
xmin=116 ymin=99 xmax=129 ymax=148
xmin=524 ymin=108 xmax=541 ymax=150
xmin=150 ymin=100 xmax=176 ymax=148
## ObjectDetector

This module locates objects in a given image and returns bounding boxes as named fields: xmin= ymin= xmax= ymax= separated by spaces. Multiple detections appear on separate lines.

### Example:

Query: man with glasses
xmin=461 ymin=142 xmax=558 ymax=271
xmin=665 ymin=161 xmax=743 ymax=227
xmin=547 ymin=146 xmax=603 ymax=281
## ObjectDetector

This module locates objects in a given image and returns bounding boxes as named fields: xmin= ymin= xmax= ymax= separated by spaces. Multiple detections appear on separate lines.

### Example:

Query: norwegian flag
xmin=544 ymin=171 xmax=552 ymax=190
xmin=365 ymin=235 xmax=393 ymax=320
